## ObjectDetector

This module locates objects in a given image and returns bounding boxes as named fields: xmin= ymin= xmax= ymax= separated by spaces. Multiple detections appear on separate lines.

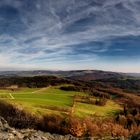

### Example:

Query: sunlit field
xmin=0 ymin=86 xmax=122 ymax=118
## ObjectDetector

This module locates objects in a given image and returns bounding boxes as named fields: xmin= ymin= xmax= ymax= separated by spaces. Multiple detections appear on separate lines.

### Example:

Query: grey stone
xmin=0 ymin=116 xmax=138 ymax=140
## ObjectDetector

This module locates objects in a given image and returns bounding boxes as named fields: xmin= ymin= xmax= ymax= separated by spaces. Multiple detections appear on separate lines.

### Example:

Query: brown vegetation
xmin=74 ymin=95 xmax=107 ymax=106
xmin=0 ymin=75 xmax=139 ymax=138
xmin=0 ymin=101 xmax=139 ymax=138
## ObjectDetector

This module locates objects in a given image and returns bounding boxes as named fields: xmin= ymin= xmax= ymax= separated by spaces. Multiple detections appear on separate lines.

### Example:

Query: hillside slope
xmin=0 ymin=116 xmax=76 ymax=140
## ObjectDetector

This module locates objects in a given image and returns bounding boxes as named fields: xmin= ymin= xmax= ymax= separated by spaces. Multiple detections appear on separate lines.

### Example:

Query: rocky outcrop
xmin=0 ymin=116 xmax=139 ymax=140
xmin=0 ymin=116 xmax=77 ymax=140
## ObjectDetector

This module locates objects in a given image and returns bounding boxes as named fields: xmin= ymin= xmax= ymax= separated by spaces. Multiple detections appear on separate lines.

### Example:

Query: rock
xmin=0 ymin=116 xmax=139 ymax=140
xmin=0 ymin=116 xmax=77 ymax=140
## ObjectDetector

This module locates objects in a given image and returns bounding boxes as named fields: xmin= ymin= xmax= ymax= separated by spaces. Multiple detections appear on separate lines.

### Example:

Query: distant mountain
xmin=0 ymin=70 xmax=59 ymax=77
xmin=0 ymin=70 xmax=124 ymax=80
xmin=125 ymin=73 xmax=140 ymax=78
xmin=66 ymin=70 xmax=123 ymax=81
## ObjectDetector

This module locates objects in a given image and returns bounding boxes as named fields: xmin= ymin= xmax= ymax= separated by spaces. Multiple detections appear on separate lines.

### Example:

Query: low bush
xmin=95 ymin=98 xmax=107 ymax=106
xmin=0 ymin=101 xmax=139 ymax=138
xmin=0 ymin=100 xmax=37 ymax=129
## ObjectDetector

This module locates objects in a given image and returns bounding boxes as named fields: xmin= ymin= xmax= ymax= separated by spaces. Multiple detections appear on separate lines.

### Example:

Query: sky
xmin=0 ymin=0 xmax=140 ymax=72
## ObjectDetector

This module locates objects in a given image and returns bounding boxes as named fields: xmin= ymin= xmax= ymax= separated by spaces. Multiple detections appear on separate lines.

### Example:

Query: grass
xmin=74 ymin=100 xmax=122 ymax=118
xmin=0 ymin=86 xmax=122 ymax=118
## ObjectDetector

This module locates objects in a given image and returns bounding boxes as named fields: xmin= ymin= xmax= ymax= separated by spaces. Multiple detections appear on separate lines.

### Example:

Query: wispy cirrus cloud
xmin=0 ymin=0 xmax=140 ymax=72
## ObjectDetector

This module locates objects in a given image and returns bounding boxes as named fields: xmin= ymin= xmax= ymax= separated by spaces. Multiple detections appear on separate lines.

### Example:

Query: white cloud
xmin=0 ymin=0 xmax=140 ymax=72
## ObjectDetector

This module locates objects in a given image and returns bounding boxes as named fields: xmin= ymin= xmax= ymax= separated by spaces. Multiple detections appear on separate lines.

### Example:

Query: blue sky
xmin=0 ymin=0 xmax=140 ymax=72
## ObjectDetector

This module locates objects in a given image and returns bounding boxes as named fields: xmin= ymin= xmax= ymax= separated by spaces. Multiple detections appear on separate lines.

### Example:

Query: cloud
xmin=0 ymin=0 xmax=140 ymax=72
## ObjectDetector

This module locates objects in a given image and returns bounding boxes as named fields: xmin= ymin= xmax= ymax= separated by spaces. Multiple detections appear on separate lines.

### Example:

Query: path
xmin=9 ymin=93 xmax=15 ymax=99
xmin=32 ymin=86 xmax=51 ymax=93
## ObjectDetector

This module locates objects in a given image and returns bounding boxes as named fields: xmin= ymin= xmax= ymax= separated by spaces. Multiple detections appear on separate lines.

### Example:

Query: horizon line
xmin=0 ymin=69 xmax=139 ymax=74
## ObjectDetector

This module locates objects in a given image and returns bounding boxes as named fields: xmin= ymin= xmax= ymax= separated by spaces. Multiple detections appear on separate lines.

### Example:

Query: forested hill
xmin=0 ymin=70 xmax=126 ymax=79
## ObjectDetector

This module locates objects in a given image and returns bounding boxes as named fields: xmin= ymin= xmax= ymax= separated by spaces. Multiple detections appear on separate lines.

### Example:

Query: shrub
xmin=0 ymin=100 xmax=139 ymax=138
xmin=68 ymin=117 xmax=86 ymax=137
xmin=38 ymin=115 xmax=63 ymax=134
xmin=95 ymin=98 xmax=107 ymax=106
xmin=0 ymin=101 xmax=37 ymax=129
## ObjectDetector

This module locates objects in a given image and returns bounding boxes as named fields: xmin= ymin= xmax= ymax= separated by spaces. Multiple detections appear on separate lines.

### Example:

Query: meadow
xmin=0 ymin=85 xmax=122 ymax=118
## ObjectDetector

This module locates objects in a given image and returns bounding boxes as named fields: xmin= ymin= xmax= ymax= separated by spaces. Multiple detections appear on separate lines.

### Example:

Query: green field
xmin=0 ymin=86 xmax=122 ymax=118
